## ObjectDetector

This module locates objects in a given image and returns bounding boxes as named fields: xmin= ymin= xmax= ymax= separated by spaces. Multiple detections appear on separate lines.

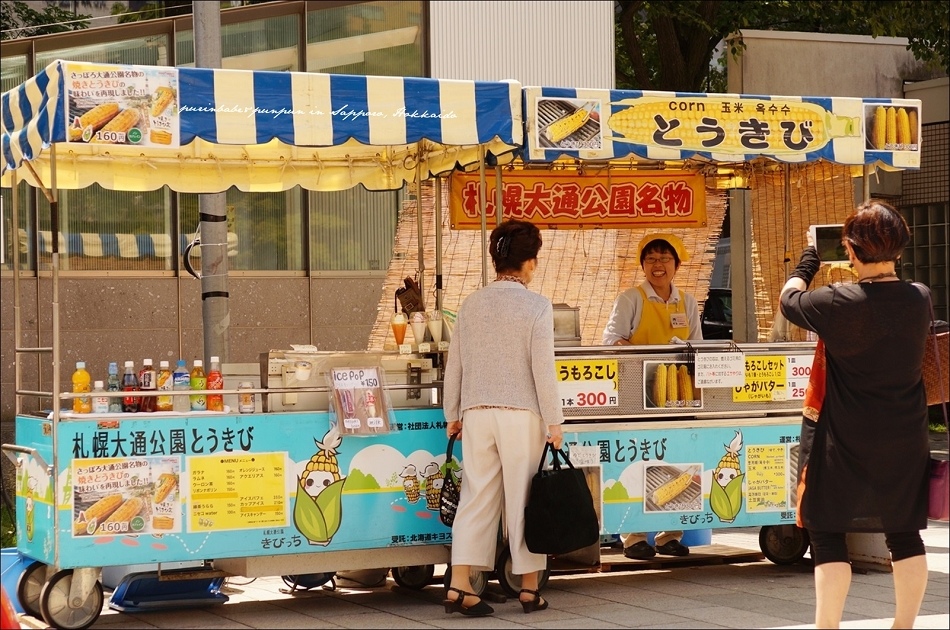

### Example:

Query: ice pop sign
xmin=329 ymin=367 xmax=390 ymax=435
xmin=330 ymin=368 xmax=380 ymax=389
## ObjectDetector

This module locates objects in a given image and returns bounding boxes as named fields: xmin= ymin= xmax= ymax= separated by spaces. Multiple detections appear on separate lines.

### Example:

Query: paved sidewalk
xmin=17 ymin=522 xmax=949 ymax=629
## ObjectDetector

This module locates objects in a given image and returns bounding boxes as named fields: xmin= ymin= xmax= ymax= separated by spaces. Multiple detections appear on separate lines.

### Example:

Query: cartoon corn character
xmin=710 ymin=430 xmax=744 ymax=523
xmin=400 ymin=464 xmax=421 ymax=504
xmin=422 ymin=462 xmax=443 ymax=511
xmin=294 ymin=427 xmax=346 ymax=545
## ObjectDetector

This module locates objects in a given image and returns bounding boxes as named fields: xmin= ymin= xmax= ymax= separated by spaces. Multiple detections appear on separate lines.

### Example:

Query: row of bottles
xmin=71 ymin=357 xmax=224 ymax=414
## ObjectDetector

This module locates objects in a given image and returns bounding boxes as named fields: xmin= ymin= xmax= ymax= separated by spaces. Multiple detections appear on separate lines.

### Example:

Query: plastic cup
xmin=391 ymin=312 xmax=408 ymax=345
xmin=410 ymin=312 xmax=427 ymax=345
xmin=427 ymin=311 xmax=443 ymax=344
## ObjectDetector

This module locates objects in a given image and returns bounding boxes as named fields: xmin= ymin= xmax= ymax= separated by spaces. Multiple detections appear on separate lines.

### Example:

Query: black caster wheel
xmin=759 ymin=524 xmax=810 ymax=565
xmin=15 ymin=560 xmax=45 ymax=619
xmin=280 ymin=573 xmax=336 ymax=592
xmin=494 ymin=546 xmax=549 ymax=598
xmin=38 ymin=569 xmax=104 ymax=630
xmin=442 ymin=564 xmax=488 ymax=596
xmin=391 ymin=564 xmax=435 ymax=590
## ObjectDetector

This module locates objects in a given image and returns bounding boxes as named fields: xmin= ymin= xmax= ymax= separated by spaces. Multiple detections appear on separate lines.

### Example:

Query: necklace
xmin=495 ymin=274 xmax=527 ymax=287
xmin=858 ymin=272 xmax=898 ymax=283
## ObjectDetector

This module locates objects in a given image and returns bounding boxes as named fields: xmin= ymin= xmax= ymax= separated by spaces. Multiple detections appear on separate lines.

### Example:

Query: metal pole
xmin=194 ymin=2 xmax=230 ymax=363
xmin=416 ymin=160 xmax=426 ymax=309
xmin=862 ymin=165 xmax=871 ymax=201
xmin=434 ymin=177 xmax=443 ymax=312
xmin=494 ymin=164 xmax=503 ymax=227
xmin=478 ymin=146 xmax=488 ymax=287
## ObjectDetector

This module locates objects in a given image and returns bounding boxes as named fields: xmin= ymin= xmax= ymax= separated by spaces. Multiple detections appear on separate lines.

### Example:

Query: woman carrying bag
xmin=442 ymin=220 xmax=564 ymax=617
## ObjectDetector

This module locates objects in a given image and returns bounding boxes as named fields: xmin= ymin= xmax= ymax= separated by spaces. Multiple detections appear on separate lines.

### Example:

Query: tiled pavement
xmin=17 ymin=522 xmax=949 ymax=629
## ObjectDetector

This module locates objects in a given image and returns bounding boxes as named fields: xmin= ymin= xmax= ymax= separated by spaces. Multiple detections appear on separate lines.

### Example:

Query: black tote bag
xmin=439 ymin=434 xmax=461 ymax=527
xmin=524 ymin=443 xmax=599 ymax=555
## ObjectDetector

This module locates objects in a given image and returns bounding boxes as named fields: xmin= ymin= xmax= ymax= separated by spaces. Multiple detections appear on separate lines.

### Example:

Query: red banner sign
xmin=449 ymin=170 xmax=707 ymax=229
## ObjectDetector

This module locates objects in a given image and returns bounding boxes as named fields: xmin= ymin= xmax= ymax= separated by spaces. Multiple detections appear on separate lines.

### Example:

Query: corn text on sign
xmin=524 ymin=87 xmax=921 ymax=169
xmin=449 ymin=170 xmax=707 ymax=229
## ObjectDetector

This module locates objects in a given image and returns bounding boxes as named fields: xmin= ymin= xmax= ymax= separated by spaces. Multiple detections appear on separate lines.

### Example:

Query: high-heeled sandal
xmin=443 ymin=586 xmax=494 ymax=616
xmin=519 ymin=588 xmax=549 ymax=613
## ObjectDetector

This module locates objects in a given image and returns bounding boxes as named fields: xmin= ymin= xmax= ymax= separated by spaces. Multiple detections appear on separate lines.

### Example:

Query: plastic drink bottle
xmin=107 ymin=362 xmax=122 ymax=412
xmin=92 ymin=381 xmax=109 ymax=414
xmin=155 ymin=360 xmax=174 ymax=412
xmin=207 ymin=356 xmax=224 ymax=412
xmin=121 ymin=360 xmax=140 ymax=412
xmin=71 ymin=361 xmax=92 ymax=413
xmin=172 ymin=359 xmax=190 ymax=412
xmin=190 ymin=359 xmax=207 ymax=411
xmin=138 ymin=358 xmax=157 ymax=413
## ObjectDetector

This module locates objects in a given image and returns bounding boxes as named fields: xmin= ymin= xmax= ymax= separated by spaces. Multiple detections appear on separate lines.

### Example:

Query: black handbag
xmin=524 ymin=443 xmax=599 ymax=555
xmin=439 ymin=434 xmax=461 ymax=527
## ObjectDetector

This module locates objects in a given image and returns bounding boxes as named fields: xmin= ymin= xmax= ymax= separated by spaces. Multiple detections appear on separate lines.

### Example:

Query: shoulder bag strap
xmin=914 ymin=282 xmax=948 ymax=430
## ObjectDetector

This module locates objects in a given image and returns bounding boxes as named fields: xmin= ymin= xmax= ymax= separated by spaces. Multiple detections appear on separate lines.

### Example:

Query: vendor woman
xmin=601 ymin=233 xmax=703 ymax=559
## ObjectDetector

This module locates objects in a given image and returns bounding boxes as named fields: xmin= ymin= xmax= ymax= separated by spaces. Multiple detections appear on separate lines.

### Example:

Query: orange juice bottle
xmin=72 ymin=361 xmax=92 ymax=413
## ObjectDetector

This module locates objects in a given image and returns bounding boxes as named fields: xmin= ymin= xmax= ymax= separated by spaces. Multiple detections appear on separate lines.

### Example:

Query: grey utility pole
xmin=193 ymin=2 xmax=230 ymax=364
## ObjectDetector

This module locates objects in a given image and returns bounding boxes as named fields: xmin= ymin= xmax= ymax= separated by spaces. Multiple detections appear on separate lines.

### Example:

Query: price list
xmin=188 ymin=452 xmax=287 ymax=532
xmin=746 ymin=445 xmax=787 ymax=512
xmin=556 ymin=359 xmax=619 ymax=408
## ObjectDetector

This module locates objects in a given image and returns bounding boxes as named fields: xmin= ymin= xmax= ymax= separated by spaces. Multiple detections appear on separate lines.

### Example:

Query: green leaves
xmin=292 ymin=478 xmax=345 ymax=544
xmin=710 ymin=473 xmax=744 ymax=523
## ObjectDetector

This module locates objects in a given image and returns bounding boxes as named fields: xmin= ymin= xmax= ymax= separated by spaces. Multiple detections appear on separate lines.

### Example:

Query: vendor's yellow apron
xmin=629 ymin=286 xmax=690 ymax=344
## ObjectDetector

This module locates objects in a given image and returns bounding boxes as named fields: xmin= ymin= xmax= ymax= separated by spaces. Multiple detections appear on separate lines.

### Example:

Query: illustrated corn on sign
xmin=607 ymin=95 xmax=861 ymax=158
xmin=864 ymin=104 xmax=921 ymax=152
xmin=64 ymin=61 xmax=180 ymax=147
xmin=644 ymin=464 xmax=702 ymax=512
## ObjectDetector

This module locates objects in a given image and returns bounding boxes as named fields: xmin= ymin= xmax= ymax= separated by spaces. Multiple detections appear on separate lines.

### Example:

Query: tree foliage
xmin=616 ymin=0 xmax=950 ymax=92
xmin=0 ymin=1 xmax=90 ymax=40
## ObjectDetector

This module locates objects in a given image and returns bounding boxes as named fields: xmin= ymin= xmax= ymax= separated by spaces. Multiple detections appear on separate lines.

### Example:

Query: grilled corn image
xmin=908 ymin=108 xmax=919 ymax=144
xmin=608 ymin=96 xmax=858 ymax=154
xmin=73 ymin=493 xmax=123 ymax=535
xmin=710 ymin=430 xmax=745 ymax=523
xmin=153 ymin=473 xmax=178 ymax=504
xmin=294 ymin=427 xmax=346 ymax=546
xmin=152 ymin=515 xmax=174 ymax=530
xmin=98 ymin=496 xmax=145 ymax=533
xmin=68 ymin=102 xmax=121 ymax=141
xmin=422 ymin=462 xmax=443 ymax=511
xmin=96 ymin=108 xmax=141 ymax=142
xmin=149 ymin=129 xmax=172 ymax=145
xmin=653 ymin=363 xmax=668 ymax=408
xmin=150 ymin=87 xmax=175 ymax=117
xmin=653 ymin=470 xmax=693 ymax=507
xmin=678 ymin=365 xmax=694 ymax=403
xmin=546 ymin=104 xmax=592 ymax=143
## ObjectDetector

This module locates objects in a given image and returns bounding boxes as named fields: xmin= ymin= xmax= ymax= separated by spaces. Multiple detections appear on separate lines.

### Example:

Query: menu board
xmin=745 ymin=445 xmax=788 ymax=512
xmin=188 ymin=452 xmax=287 ymax=532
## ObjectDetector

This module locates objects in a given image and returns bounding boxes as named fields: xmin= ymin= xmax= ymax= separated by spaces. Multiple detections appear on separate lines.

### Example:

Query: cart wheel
xmin=280 ymin=573 xmax=335 ymax=592
xmin=442 ymin=564 xmax=488 ymax=596
xmin=15 ymin=560 xmax=45 ymax=619
xmin=38 ymin=569 xmax=103 ymax=630
xmin=494 ymin=546 xmax=550 ymax=598
xmin=391 ymin=565 xmax=435 ymax=590
xmin=759 ymin=525 xmax=810 ymax=565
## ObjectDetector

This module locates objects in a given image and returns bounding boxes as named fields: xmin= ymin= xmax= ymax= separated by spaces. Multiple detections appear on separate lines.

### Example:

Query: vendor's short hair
xmin=490 ymin=220 xmax=542 ymax=273
xmin=639 ymin=239 xmax=680 ymax=267
xmin=843 ymin=200 xmax=910 ymax=263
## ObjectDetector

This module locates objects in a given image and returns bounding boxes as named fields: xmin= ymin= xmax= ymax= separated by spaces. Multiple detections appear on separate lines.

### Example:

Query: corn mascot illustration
xmin=295 ymin=427 xmax=346 ymax=546
xmin=400 ymin=464 xmax=421 ymax=504
xmin=422 ymin=462 xmax=443 ymax=511
xmin=710 ymin=430 xmax=744 ymax=523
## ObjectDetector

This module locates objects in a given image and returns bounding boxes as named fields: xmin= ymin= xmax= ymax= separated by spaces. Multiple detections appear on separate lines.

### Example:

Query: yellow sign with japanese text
xmin=733 ymin=355 xmax=787 ymax=402
xmin=189 ymin=452 xmax=287 ymax=531
xmin=449 ymin=170 xmax=707 ymax=229
xmin=556 ymin=359 xmax=618 ymax=409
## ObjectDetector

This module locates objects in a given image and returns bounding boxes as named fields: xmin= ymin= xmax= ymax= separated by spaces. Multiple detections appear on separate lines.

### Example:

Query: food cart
xmin=1 ymin=59 xmax=522 ymax=629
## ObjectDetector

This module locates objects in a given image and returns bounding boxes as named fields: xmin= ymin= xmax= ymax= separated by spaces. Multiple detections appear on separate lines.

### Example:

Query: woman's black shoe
xmin=443 ymin=586 xmax=494 ymax=616
xmin=519 ymin=588 xmax=548 ymax=613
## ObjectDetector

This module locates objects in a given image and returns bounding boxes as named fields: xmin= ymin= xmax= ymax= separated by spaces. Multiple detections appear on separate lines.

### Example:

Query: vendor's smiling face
xmin=640 ymin=242 xmax=680 ymax=292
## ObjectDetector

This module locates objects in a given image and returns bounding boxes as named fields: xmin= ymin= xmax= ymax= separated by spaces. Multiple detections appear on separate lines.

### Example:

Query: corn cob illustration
xmin=653 ymin=470 xmax=692 ymax=507
xmin=678 ymin=365 xmax=693 ymax=403
xmin=153 ymin=473 xmax=178 ymax=504
xmin=653 ymin=363 xmax=668 ymax=407
xmin=713 ymin=431 xmax=744 ymax=486
xmin=885 ymin=107 xmax=897 ymax=146
xmin=99 ymin=496 xmax=144 ymax=531
xmin=152 ymin=515 xmax=174 ymax=530
xmin=97 ymin=108 xmax=141 ymax=142
xmin=908 ymin=109 xmax=918 ymax=145
xmin=73 ymin=493 xmax=123 ymax=535
xmin=546 ymin=106 xmax=591 ymax=143
xmin=871 ymin=105 xmax=887 ymax=149
xmin=400 ymin=463 xmax=421 ymax=504
xmin=300 ymin=428 xmax=343 ymax=494
xmin=667 ymin=362 xmax=678 ymax=404
xmin=710 ymin=430 xmax=745 ymax=523
xmin=150 ymin=87 xmax=175 ymax=117
xmin=149 ymin=129 xmax=172 ymax=145
xmin=896 ymin=108 xmax=911 ymax=146
xmin=608 ymin=96 xmax=859 ymax=154
xmin=422 ymin=462 xmax=443 ymax=511
xmin=68 ymin=102 xmax=121 ymax=141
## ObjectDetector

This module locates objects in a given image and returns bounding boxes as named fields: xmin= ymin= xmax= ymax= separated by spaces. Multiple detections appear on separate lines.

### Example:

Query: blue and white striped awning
xmin=523 ymin=86 xmax=921 ymax=170
xmin=2 ymin=60 xmax=522 ymax=192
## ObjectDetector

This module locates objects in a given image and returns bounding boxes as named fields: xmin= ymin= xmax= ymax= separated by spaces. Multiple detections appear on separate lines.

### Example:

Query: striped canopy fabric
xmin=1 ymin=60 xmax=522 ymax=192
xmin=523 ymin=86 xmax=921 ymax=170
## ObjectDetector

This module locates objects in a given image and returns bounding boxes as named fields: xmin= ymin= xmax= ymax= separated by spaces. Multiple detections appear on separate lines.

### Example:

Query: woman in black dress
xmin=780 ymin=200 xmax=930 ymax=629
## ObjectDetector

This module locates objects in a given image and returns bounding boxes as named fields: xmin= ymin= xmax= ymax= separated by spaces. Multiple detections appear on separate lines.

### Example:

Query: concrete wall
xmin=905 ymin=77 xmax=950 ymax=123
xmin=727 ymin=30 xmax=945 ymax=97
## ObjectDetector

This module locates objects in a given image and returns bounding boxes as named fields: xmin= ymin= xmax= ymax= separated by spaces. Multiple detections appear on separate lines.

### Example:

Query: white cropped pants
xmin=449 ymin=407 xmax=548 ymax=575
